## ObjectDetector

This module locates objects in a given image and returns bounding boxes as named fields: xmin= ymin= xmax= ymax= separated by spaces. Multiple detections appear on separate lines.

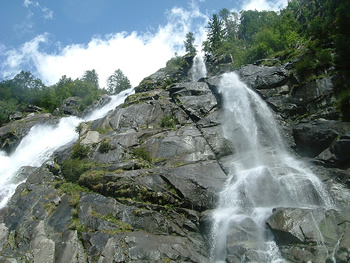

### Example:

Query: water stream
xmin=210 ymin=72 xmax=332 ymax=262
xmin=191 ymin=52 xmax=207 ymax=81
xmin=0 ymin=88 xmax=133 ymax=209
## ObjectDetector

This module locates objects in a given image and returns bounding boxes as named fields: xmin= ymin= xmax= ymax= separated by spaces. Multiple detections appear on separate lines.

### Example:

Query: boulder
xmin=292 ymin=120 xmax=340 ymax=157
xmin=58 ymin=97 xmax=82 ymax=116
xmin=317 ymin=133 xmax=350 ymax=168
xmin=238 ymin=64 xmax=290 ymax=90
xmin=266 ymin=207 xmax=350 ymax=263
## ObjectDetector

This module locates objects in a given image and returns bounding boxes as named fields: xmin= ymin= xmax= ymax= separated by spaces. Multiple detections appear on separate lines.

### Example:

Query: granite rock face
xmin=1 ymin=55 xmax=350 ymax=262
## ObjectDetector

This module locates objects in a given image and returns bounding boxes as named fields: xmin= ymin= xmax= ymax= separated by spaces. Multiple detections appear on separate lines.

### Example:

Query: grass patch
xmin=91 ymin=210 xmax=133 ymax=233
xmin=56 ymin=181 xmax=90 ymax=207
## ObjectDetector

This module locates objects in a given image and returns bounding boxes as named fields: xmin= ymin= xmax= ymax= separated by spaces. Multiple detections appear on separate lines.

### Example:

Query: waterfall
xmin=210 ymin=72 xmax=332 ymax=262
xmin=191 ymin=52 xmax=207 ymax=82
xmin=0 ymin=88 xmax=133 ymax=209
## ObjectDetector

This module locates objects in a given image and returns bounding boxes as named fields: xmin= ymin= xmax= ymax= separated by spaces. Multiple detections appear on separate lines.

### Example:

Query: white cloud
xmin=242 ymin=0 xmax=288 ymax=11
xmin=23 ymin=0 xmax=53 ymax=20
xmin=1 ymin=5 xmax=207 ymax=88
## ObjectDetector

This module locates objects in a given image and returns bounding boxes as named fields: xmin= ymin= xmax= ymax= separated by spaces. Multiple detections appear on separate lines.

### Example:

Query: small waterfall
xmin=210 ymin=72 xmax=332 ymax=262
xmin=0 ymin=88 xmax=133 ymax=209
xmin=191 ymin=52 xmax=207 ymax=82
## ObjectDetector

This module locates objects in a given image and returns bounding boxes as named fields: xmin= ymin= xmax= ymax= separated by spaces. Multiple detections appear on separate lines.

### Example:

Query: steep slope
xmin=0 ymin=54 xmax=349 ymax=263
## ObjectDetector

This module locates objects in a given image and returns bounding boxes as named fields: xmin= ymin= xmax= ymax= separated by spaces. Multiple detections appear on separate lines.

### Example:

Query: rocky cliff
xmin=0 ymin=54 xmax=349 ymax=263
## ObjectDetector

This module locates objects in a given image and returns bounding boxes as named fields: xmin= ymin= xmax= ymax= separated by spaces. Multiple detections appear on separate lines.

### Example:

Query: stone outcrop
xmin=0 ymin=113 xmax=58 ymax=154
xmin=1 ymin=54 xmax=350 ymax=262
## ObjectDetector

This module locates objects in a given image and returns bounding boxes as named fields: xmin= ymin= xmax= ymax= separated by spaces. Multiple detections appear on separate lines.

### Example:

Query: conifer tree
xmin=184 ymin=32 xmax=196 ymax=54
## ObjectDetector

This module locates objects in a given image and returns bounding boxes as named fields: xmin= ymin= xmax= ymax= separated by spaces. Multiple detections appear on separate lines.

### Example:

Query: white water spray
xmin=191 ymin=52 xmax=207 ymax=82
xmin=0 ymin=88 xmax=133 ymax=209
xmin=210 ymin=73 xmax=332 ymax=262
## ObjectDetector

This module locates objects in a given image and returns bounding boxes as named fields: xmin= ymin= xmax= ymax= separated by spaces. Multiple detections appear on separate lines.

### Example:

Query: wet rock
xmin=317 ymin=133 xmax=350 ymax=168
xmin=266 ymin=207 xmax=350 ymax=262
xmin=292 ymin=121 xmax=340 ymax=157
xmin=0 ymin=113 xmax=57 ymax=154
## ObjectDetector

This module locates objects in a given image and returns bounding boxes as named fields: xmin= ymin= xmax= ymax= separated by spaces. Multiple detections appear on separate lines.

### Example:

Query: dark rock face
xmin=57 ymin=96 xmax=82 ymax=116
xmin=266 ymin=207 xmax=350 ymax=263
xmin=0 ymin=113 xmax=57 ymax=154
xmin=1 ymin=56 xmax=350 ymax=262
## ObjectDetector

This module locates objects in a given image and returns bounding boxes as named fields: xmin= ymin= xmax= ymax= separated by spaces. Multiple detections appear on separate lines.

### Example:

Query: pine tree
xmin=203 ymin=14 xmax=224 ymax=56
xmin=184 ymin=32 xmax=196 ymax=54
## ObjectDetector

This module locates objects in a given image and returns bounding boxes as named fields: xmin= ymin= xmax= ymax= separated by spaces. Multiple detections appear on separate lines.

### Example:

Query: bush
xmin=71 ymin=143 xmax=90 ymax=159
xmin=98 ymin=141 xmax=112 ymax=154
xmin=161 ymin=115 xmax=179 ymax=128
xmin=165 ymin=56 xmax=189 ymax=76
xmin=134 ymin=147 xmax=152 ymax=162
xmin=61 ymin=158 xmax=93 ymax=183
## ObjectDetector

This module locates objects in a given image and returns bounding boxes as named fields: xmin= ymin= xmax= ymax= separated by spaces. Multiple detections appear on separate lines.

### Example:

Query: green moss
xmin=20 ymin=188 xmax=30 ymax=196
xmin=91 ymin=210 xmax=133 ymax=233
xmin=56 ymin=181 xmax=90 ymax=208
xmin=68 ymin=218 xmax=87 ymax=234
xmin=79 ymin=170 xmax=107 ymax=184
xmin=43 ymin=202 xmax=57 ymax=215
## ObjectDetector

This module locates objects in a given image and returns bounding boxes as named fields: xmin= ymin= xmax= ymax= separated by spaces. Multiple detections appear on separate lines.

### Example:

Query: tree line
xmin=0 ymin=69 xmax=131 ymax=125
xmin=184 ymin=0 xmax=349 ymax=81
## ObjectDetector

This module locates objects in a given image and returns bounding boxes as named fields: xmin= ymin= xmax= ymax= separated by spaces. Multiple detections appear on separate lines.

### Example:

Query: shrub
xmin=71 ymin=143 xmax=90 ymax=159
xmin=61 ymin=158 xmax=93 ymax=183
xmin=165 ymin=56 xmax=189 ymax=76
xmin=98 ymin=141 xmax=112 ymax=154
xmin=161 ymin=115 xmax=179 ymax=128
xmin=134 ymin=147 xmax=152 ymax=162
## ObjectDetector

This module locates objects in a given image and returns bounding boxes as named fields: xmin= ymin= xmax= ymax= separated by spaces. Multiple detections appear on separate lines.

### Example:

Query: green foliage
xmin=203 ymin=14 xmax=224 ymax=55
xmin=201 ymin=0 xmax=347 ymax=74
xmin=91 ymin=210 xmax=133 ymax=233
xmin=71 ymin=143 xmax=90 ymax=159
xmin=56 ymin=181 xmax=90 ymax=207
xmin=184 ymin=32 xmax=196 ymax=54
xmin=98 ymin=141 xmax=113 ymax=154
xmin=0 ymin=99 xmax=17 ymax=125
xmin=134 ymin=147 xmax=152 ymax=163
xmin=0 ymin=69 xmax=105 ymax=124
xmin=165 ymin=56 xmax=189 ymax=76
xmin=161 ymin=115 xmax=179 ymax=128
xmin=107 ymin=69 xmax=132 ymax=95
xmin=61 ymin=158 xmax=93 ymax=183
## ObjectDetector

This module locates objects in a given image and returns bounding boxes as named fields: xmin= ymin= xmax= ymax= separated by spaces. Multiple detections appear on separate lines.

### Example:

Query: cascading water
xmin=0 ymin=88 xmax=133 ymax=209
xmin=191 ymin=52 xmax=207 ymax=82
xmin=210 ymin=72 xmax=333 ymax=262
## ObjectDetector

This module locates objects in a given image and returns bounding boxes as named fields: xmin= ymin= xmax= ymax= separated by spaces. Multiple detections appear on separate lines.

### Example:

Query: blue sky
xmin=0 ymin=0 xmax=287 ymax=87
